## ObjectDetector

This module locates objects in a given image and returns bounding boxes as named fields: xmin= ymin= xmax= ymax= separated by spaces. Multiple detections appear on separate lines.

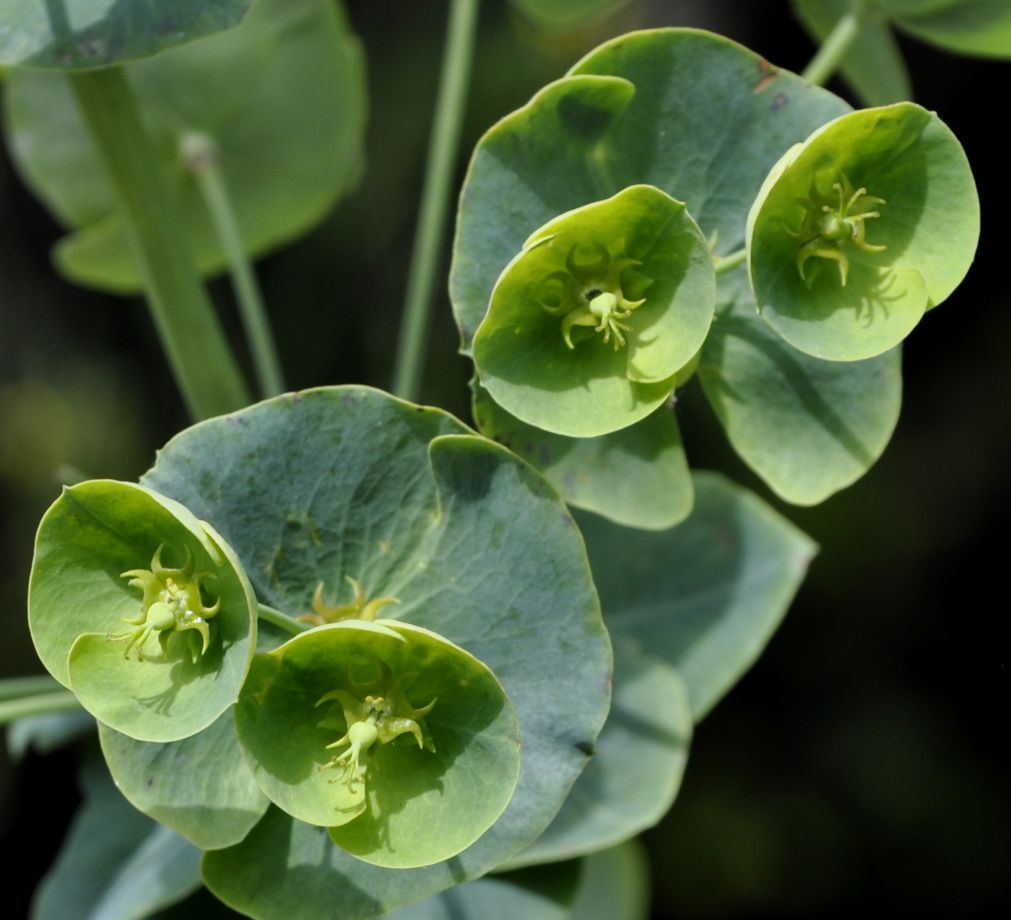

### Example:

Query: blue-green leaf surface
xmin=700 ymin=270 xmax=902 ymax=505
xmin=98 ymin=709 xmax=269 ymax=851
xmin=509 ymin=637 xmax=691 ymax=867
xmin=143 ymin=386 xmax=610 ymax=918
xmin=580 ymin=472 xmax=815 ymax=720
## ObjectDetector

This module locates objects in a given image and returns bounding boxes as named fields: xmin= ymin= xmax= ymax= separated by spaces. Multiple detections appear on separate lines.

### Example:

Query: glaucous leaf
xmin=142 ymin=386 xmax=610 ymax=917
xmin=747 ymin=102 xmax=979 ymax=361
xmin=98 ymin=708 xmax=269 ymax=851
xmin=375 ymin=852 xmax=580 ymax=920
xmin=29 ymin=480 xmax=257 ymax=742
xmin=0 ymin=0 xmax=251 ymax=70
xmin=472 ymin=380 xmax=692 ymax=530
xmin=700 ymin=271 xmax=902 ymax=505
xmin=33 ymin=756 xmax=202 ymax=920
xmin=472 ymin=184 xmax=714 ymax=437
xmin=579 ymin=472 xmax=815 ymax=720
xmin=510 ymin=637 xmax=691 ymax=867
xmin=4 ymin=0 xmax=366 ymax=292
xmin=235 ymin=620 xmax=520 ymax=868
xmin=793 ymin=0 xmax=912 ymax=105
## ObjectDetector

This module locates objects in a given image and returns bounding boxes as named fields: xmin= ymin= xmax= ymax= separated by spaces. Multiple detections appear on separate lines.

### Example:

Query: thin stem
xmin=258 ymin=603 xmax=310 ymax=635
xmin=714 ymin=248 xmax=747 ymax=275
xmin=0 ymin=674 xmax=62 ymax=702
xmin=801 ymin=0 xmax=869 ymax=87
xmin=182 ymin=133 xmax=285 ymax=399
xmin=0 ymin=690 xmax=81 ymax=726
xmin=391 ymin=0 xmax=481 ymax=401
xmin=69 ymin=68 xmax=250 ymax=421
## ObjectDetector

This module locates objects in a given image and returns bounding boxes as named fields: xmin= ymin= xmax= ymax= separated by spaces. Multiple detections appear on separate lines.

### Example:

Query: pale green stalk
xmin=392 ymin=0 xmax=481 ymax=401
xmin=182 ymin=133 xmax=285 ymax=399
xmin=69 ymin=68 xmax=250 ymax=420
xmin=802 ymin=0 xmax=870 ymax=87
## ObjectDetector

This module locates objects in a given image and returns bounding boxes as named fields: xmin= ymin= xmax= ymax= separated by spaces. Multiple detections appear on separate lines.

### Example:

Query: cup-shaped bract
xmin=234 ymin=619 xmax=520 ymax=869
xmin=29 ymin=481 xmax=257 ymax=742
xmin=472 ymin=185 xmax=715 ymax=437
xmin=747 ymin=101 xmax=979 ymax=361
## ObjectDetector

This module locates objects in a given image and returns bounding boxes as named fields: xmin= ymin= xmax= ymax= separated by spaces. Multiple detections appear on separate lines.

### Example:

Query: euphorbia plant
xmin=0 ymin=1 xmax=994 ymax=917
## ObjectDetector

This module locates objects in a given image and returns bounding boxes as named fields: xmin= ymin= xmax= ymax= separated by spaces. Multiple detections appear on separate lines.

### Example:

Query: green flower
xmin=747 ymin=101 xmax=979 ymax=361
xmin=472 ymin=184 xmax=715 ymax=437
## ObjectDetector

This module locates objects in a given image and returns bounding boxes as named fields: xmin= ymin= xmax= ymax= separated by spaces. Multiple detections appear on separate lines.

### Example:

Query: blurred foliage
xmin=1 ymin=1 xmax=1008 ymax=917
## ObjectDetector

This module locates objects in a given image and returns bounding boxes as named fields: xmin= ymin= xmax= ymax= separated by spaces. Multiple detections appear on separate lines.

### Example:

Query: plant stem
xmin=714 ymin=248 xmax=747 ymax=275
xmin=0 ymin=690 xmax=81 ymax=726
xmin=0 ymin=674 xmax=62 ymax=701
xmin=391 ymin=0 xmax=480 ymax=401
xmin=801 ymin=0 xmax=869 ymax=87
xmin=182 ymin=133 xmax=285 ymax=399
xmin=69 ymin=68 xmax=250 ymax=421
xmin=258 ymin=603 xmax=310 ymax=635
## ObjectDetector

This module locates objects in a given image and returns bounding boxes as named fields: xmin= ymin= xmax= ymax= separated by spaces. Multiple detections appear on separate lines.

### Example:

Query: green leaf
xmin=98 ymin=708 xmax=269 ymax=851
xmin=510 ymin=0 xmax=635 ymax=33
xmin=884 ymin=0 xmax=1011 ymax=58
xmin=472 ymin=184 xmax=714 ymax=437
xmin=451 ymin=28 xmax=850 ymax=355
xmin=472 ymin=380 xmax=692 ymax=530
xmin=33 ymin=755 xmax=202 ymax=920
xmin=143 ymin=386 xmax=610 ymax=916
xmin=510 ymin=637 xmax=691 ymax=867
xmin=0 ymin=0 xmax=251 ymax=70
xmin=747 ymin=102 xmax=979 ymax=361
xmin=699 ymin=272 xmax=902 ymax=505
xmin=579 ymin=472 xmax=815 ymax=720
xmin=234 ymin=620 xmax=520 ymax=868
xmin=29 ymin=480 xmax=257 ymax=742
xmin=568 ymin=841 xmax=651 ymax=920
xmin=4 ymin=0 xmax=366 ymax=292
xmin=381 ymin=859 xmax=580 ymax=920
xmin=793 ymin=0 xmax=912 ymax=105
xmin=6 ymin=709 xmax=94 ymax=758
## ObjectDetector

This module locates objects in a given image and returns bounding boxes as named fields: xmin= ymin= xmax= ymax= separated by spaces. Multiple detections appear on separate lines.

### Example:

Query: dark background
xmin=1 ymin=1 xmax=1008 ymax=917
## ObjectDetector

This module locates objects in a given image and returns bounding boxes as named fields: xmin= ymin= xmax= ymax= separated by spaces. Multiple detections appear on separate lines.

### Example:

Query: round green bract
xmin=29 ymin=480 xmax=256 ymax=742
xmin=235 ymin=619 xmax=520 ymax=868
xmin=747 ymin=101 xmax=979 ymax=361
xmin=472 ymin=185 xmax=714 ymax=437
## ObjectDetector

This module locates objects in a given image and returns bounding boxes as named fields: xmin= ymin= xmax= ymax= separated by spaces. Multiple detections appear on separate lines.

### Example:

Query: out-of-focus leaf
xmin=32 ymin=756 xmax=202 ymax=920
xmin=4 ymin=0 xmax=365 ymax=292
xmin=0 ymin=0 xmax=251 ymax=70
xmin=568 ymin=841 xmax=651 ymax=920
xmin=793 ymin=0 xmax=912 ymax=104
xmin=885 ymin=0 xmax=1011 ymax=58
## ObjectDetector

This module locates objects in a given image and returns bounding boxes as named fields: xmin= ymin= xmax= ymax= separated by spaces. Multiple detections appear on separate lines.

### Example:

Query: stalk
xmin=69 ymin=68 xmax=250 ymax=420
xmin=391 ymin=0 xmax=481 ymax=401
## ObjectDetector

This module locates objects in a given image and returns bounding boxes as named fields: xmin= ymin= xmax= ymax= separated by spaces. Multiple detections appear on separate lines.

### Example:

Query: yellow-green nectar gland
xmin=791 ymin=181 xmax=886 ymax=286
xmin=110 ymin=545 xmax=220 ymax=661
xmin=316 ymin=681 xmax=436 ymax=795
xmin=539 ymin=241 xmax=648 ymax=350
xmin=299 ymin=575 xmax=399 ymax=626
